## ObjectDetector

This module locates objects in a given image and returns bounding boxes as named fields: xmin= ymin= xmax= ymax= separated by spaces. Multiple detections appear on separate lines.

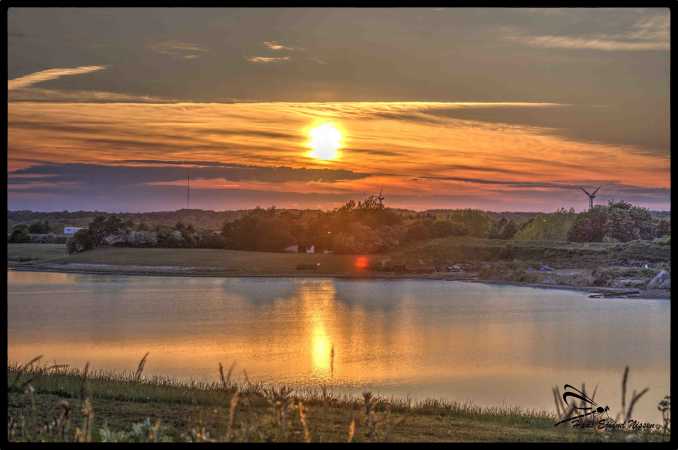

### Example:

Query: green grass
xmin=393 ymin=236 xmax=671 ymax=269
xmin=7 ymin=243 xmax=68 ymax=263
xmin=8 ymin=239 xmax=670 ymax=280
xmin=7 ymin=244 xmax=369 ymax=275
xmin=8 ymin=361 xmax=667 ymax=442
xmin=513 ymin=213 xmax=577 ymax=241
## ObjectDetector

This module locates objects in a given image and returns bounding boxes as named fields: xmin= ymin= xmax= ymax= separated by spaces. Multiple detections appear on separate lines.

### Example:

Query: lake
xmin=8 ymin=270 xmax=670 ymax=423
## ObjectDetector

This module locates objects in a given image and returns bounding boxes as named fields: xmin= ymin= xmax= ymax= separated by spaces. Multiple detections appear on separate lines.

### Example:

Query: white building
xmin=63 ymin=226 xmax=84 ymax=236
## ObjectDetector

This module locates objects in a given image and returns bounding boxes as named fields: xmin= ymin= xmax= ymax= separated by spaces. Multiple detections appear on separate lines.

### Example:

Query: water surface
xmin=8 ymin=271 xmax=670 ymax=423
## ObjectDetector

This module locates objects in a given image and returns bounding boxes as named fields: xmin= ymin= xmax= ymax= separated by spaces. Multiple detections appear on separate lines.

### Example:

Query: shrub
xmin=67 ymin=229 xmax=95 ymax=254
xmin=8 ymin=225 xmax=31 ymax=243
xmin=567 ymin=206 xmax=608 ymax=242
xmin=606 ymin=201 xmax=655 ymax=242
xmin=28 ymin=220 xmax=50 ymax=234
xmin=656 ymin=219 xmax=670 ymax=238
xmin=513 ymin=210 xmax=577 ymax=241
xmin=488 ymin=218 xmax=518 ymax=240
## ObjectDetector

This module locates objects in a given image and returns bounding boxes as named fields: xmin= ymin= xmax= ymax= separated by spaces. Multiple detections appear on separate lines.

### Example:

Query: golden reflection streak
xmin=299 ymin=280 xmax=335 ymax=377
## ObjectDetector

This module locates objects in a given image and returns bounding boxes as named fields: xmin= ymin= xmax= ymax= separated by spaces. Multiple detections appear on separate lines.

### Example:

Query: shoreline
xmin=8 ymin=261 xmax=670 ymax=300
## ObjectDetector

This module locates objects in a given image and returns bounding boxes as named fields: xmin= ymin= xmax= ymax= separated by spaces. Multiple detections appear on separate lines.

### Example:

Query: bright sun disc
xmin=307 ymin=123 xmax=342 ymax=160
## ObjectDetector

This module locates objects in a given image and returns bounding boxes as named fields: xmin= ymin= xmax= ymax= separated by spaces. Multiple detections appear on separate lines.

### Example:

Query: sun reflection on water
xmin=300 ymin=280 xmax=336 ymax=378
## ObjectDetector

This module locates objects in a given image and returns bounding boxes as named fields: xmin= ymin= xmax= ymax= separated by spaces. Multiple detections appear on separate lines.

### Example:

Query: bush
xmin=567 ymin=201 xmax=659 ymax=243
xmin=445 ymin=209 xmax=492 ymax=238
xmin=606 ymin=201 xmax=655 ymax=242
xmin=67 ymin=229 xmax=95 ymax=254
xmin=513 ymin=210 xmax=577 ymax=241
xmin=567 ymin=206 xmax=608 ymax=242
xmin=656 ymin=219 xmax=670 ymax=238
xmin=28 ymin=220 xmax=50 ymax=234
xmin=223 ymin=208 xmax=295 ymax=252
xmin=488 ymin=218 xmax=518 ymax=240
xmin=8 ymin=225 xmax=31 ymax=243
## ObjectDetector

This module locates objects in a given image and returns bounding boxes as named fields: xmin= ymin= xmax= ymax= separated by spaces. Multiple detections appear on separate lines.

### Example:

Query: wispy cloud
xmin=8 ymin=161 xmax=370 ymax=188
xmin=263 ymin=40 xmax=295 ymax=51
xmin=149 ymin=41 xmax=208 ymax=59
xmin=8 ymin=65 xmax=107 ymax=90
xmin=510 ymin=35 xmax=667 ymax=51
xmin=9 ymin=87 xmax=173 ymax=103
xmin=506 ymin=14 xmax=668 ymax=51
xmin=247 ymin=56 xmax=290 ymax=64
xmin=307 ymin=56 xmax=327 ymax=65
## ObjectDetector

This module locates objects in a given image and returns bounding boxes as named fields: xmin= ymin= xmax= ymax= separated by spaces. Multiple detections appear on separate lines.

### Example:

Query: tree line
xmin=42 ymin=196 xmax=670 ymax=255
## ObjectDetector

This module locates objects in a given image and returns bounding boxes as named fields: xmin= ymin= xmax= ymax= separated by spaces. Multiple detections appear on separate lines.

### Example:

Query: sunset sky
xmin=8 ymin=8 xmax=670 ymax=212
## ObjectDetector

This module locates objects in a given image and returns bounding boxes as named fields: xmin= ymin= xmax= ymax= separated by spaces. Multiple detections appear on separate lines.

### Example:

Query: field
xmin=7 ymin=238 xmax=671 ymax=282
xmin=8 ymin=245 xmax=367 ymax=276
xmin=6 ymin=243 xmax=69 ymax=263
xmin=7 ymin=361 xmax=668 ymax=443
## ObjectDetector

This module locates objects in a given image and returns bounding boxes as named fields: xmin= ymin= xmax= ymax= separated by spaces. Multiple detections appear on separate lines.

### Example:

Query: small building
xmin=284 ymin=244 xmax=299 ymax=253
xmin=63 ymin=226 xmax=84 ymax=236
xmin=305 ymin=245 xmax=316 ymax=254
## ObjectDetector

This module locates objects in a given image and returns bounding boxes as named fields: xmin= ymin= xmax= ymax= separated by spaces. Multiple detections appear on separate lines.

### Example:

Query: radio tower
xmin=186 ymin=167 xmax=191 ymax=210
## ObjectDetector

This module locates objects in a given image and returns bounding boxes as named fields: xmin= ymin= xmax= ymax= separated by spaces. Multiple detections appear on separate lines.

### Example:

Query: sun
xmin=307 ymin=123 xmax=342 ymax=161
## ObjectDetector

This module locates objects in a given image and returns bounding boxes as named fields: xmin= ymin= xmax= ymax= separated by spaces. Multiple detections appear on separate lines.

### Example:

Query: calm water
xmin=8 ymin=271 xmax=670 ymax=423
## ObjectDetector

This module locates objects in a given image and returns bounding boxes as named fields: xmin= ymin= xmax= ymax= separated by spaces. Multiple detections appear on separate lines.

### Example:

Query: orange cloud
xmin=8 ymin=101 xmax=670 ymax=211
xmin=8 ymin=65 xmax=107 ymax=90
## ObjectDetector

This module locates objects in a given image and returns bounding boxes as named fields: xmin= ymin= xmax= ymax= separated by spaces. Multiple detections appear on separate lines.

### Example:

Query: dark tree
xmin=9 ymin=225 xmax=31 ymax=243
xmin=67 ymin=229 xmax=96 ymax=254
xmin=567 ymin=206 xmax=608 ymax=242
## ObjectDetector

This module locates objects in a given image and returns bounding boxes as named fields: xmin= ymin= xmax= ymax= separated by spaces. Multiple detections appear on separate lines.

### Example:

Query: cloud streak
xmin=149 ymin=41 xmax=208 ymax=59
xmin=247 ymin=56 xmax=291 ymax=64
xmin=263 ymin=40 xmax=295 ymax=51
xmin=506 ymin=14 xmax=669 ymax=51
xmin=8 ymin=65 xmax=107 ymax=90
xmin=9 ymin=161 xmax=371 ymax=186
xmin=8 ymin=88 xmax=173 ymax=103
xmin=510 ymin=35 xmax=668 ymax=51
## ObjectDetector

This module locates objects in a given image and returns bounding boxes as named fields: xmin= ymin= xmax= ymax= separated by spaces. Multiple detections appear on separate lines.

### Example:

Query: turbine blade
xmin=592 ymin=186 xmax=601 ymax=195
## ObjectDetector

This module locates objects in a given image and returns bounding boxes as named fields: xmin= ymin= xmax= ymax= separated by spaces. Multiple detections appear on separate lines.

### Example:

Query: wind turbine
xmin=580 ymin=186 xmax=601 ymax=210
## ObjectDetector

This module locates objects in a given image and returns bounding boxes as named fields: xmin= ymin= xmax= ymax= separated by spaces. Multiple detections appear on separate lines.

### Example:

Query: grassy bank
xmin=8 ymin=238 xmax=671 ymax=273
xmin=8 ymin=245 xmax=364 ymax=276
xmin=7 ymin=360 xmax=667 ymax=443
xmin=7 ymin=241 xmax=670 ymax=297
xmin=394 ymin=236 xmax=671 ymax=268
xmin=7 ymin=243 xmax=69 ymax=263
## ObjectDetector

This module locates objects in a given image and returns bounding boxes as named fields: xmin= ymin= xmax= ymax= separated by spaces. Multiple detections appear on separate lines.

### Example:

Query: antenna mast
xmin=186 ymin=167 xmax=191 ymax=210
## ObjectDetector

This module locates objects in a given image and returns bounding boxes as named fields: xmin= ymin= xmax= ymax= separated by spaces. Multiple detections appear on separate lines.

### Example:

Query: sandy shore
xmin=8 ymin=260 xmax=670 ymax=300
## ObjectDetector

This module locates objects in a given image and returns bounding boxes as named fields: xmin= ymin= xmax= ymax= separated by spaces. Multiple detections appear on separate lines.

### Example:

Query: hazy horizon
xmin=8 ymin=8 xmax=670 ymax=212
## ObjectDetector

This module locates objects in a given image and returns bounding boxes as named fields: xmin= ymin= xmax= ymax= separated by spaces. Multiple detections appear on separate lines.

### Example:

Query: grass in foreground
xmin=7 ymin=357 xmax=669 ymax=443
